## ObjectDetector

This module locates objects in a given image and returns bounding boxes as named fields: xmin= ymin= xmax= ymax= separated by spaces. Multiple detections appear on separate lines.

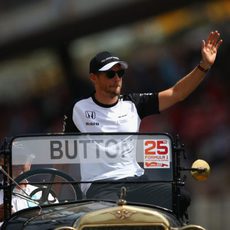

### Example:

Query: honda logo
xmin=85 ymin=111 xmax=96 ymax=119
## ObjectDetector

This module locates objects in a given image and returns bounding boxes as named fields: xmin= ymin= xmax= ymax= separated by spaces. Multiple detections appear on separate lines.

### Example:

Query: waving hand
xmin=201 ymin=30 xmax=223 ymax=69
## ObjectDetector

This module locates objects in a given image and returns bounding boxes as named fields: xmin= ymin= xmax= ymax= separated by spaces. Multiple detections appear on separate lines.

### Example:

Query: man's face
xmin=93 ymin=64 xmax=124 ymax=98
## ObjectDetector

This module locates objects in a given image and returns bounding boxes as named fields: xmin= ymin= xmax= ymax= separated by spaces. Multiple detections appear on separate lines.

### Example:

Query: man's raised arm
xmin=159 ymin=30 xmax=223 ymax=112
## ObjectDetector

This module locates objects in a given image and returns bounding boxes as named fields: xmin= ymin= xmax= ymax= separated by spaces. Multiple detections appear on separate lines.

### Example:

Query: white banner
xmin=11 ymin=134 xmax=172 ymax=166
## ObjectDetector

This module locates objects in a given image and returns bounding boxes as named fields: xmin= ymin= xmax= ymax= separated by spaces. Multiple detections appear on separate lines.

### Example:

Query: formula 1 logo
xmin=143 ymin=139 xmax=170 ymax=168
xmin=145 ymin=162 xmax=169 ymax=168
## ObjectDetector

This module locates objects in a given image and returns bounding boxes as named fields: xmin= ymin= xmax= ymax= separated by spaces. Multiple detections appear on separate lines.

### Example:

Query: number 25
xmin=144 ymin=140 xmax=168 ymax=155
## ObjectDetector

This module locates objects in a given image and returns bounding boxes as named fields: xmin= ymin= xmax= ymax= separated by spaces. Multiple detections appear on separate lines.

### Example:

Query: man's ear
xmin=89 ymin=73 xmax=96 ymax=83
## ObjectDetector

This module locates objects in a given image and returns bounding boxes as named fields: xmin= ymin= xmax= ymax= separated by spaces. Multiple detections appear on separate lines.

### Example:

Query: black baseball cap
xmin=89 ymin=51 xmax=128 ymax=73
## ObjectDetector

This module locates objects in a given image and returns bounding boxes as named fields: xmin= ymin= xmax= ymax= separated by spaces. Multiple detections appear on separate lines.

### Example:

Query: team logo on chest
xmin=85 ymin=111 xmax=96 ymax=119
xmin=85 ymin=111 xmax=99 ymax=126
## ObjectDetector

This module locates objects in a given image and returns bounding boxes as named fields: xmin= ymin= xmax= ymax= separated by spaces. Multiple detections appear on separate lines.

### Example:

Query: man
xmin=0 ymin=159 xmax=33 ymax=222
xmin=0 ymin=155 xmax=57 ymax=223
xmin=63 ymin=31 xmax=222 ymax=217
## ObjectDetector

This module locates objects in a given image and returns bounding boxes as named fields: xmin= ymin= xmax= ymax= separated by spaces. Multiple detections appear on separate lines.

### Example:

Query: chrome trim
xmin=74 ymin=205 xmax=170 ymax=230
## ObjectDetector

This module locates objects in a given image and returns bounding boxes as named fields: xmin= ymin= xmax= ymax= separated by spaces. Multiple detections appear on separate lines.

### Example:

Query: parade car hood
xmin=3 ymin=200 xmax=181 ymax=229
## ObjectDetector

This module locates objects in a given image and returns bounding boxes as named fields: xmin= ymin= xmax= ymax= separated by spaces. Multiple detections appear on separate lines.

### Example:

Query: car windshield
xmin=9 ymin=133 xmax=174 ymax=210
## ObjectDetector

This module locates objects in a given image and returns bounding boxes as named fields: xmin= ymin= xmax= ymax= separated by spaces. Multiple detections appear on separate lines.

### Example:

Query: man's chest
xmin=76 ymin=102 xmax=140 ymax=132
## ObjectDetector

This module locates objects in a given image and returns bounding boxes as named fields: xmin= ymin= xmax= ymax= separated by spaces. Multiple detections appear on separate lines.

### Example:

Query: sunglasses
xmin=102 ymin=69 xmax=125 ymax=79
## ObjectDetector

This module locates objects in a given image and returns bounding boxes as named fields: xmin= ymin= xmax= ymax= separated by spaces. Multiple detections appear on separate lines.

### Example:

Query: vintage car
xmin=0 ymin=133 xmax=210 ymax=230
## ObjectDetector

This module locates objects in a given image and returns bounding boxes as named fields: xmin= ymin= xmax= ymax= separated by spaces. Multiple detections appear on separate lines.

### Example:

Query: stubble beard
xmin=107 ymin=84 xmax=121 ymax=98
